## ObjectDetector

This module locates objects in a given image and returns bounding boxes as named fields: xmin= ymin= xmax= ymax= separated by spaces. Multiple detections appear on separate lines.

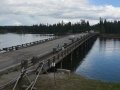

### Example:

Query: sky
xmin=0 ymin=0 xmax=120 ymax=26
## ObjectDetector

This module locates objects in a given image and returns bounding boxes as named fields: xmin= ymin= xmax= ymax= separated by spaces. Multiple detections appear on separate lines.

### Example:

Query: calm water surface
xmin=0 ymin=33 xmax=53 ymax=49
xmin=75 ymin=38 xmax=120 ymax=82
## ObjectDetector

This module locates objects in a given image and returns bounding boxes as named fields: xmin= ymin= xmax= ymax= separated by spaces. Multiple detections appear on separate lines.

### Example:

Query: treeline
xmin=0 ymin=20 xmax=90 ymax=35
xmin=1 ymin=18 xmax=120 ymax=34
xmin=93 ymin=18 xmax=120 ymax=34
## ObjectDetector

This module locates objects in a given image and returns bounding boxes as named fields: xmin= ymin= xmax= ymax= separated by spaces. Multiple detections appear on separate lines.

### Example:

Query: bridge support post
xmin=70 ymin=52 xmax=73 ymax=69
xmin=60 ymin=61 xmax=63 ymax=69
xmin=76 ymin=49 xmax=79 ymax=58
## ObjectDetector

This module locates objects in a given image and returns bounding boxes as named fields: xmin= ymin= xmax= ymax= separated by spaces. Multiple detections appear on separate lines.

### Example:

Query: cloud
xmin=0 ymin=0 xmax=120 ymax=25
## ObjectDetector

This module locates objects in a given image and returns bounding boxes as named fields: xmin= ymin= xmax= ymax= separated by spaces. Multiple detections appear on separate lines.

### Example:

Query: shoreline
xmin=100 ymin=34 xmax=120 ymax=39
xmin=5 ymin=73 xmax=120 ymax=90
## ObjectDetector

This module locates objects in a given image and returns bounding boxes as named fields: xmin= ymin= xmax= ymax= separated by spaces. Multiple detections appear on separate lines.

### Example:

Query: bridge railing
xmin=0 ymin=36 xmax=58 ymax=53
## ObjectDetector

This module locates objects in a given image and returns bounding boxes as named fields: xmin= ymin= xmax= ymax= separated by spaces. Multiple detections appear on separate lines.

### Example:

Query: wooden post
xmin=76 ymin=49 xmax=79 ymax=58
xmin=51 ymin=58 xmax=56 ymax=86
xmin=60 ymin=61 xmax=63 ymax=69
xmin=70 ymin=53 xmax=73 ymax=70
xmin=21 ymin=60 xmax=28 ymax=69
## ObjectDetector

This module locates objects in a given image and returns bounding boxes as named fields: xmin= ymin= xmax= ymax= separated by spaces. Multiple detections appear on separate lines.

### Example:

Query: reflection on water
xmin=0 ymin=33 xmax=53 ymax=49
xmin=75 ymin=38 xmax=120 ymax=82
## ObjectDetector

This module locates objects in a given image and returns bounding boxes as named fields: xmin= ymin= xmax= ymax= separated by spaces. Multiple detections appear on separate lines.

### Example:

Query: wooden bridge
xmin=0 ymin=32 xmax=98 ymax=90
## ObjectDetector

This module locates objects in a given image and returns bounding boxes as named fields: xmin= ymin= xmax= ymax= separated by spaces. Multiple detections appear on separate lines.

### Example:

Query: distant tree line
xmin=0 ymin=20 xmax=90 ymax=35
xmin=1 ymin=18 xmax=120 ymax=34
xmin=93 ymin=18 xmax=120 ymax=34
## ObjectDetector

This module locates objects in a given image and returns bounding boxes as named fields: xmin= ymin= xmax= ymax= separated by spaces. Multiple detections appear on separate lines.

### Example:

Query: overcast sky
xmin=0 ymin=0 xmax=120 ymax=25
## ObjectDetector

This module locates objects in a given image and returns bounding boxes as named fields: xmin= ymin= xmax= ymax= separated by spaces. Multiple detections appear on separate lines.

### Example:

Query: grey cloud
xmin=0 ymin=0 xmax=120 ymax=25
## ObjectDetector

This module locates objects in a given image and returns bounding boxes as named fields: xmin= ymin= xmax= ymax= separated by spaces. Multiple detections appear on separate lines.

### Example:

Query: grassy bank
xmin=5 ymin=73 xmax=120 ymax=90
xmin=35 ymin=73 xmax=120 ymax=90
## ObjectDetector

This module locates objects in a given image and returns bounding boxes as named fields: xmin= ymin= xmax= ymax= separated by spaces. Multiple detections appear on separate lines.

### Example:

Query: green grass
xmin=5 ymin=73 xmax=120 ymax=90
xmin=35 ymin=73 xmax=120 ymax=90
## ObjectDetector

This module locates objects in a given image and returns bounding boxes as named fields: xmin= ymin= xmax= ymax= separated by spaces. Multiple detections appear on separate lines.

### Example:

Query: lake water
xmin=75 ymin=37 xmax=120 ymax=82
xmin=0 ymin=33 xmax=53 ymax=49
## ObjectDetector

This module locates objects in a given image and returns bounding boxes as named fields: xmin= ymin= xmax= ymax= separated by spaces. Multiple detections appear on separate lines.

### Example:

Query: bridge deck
xmin=0 ymin=33 xmax=98 ymax=89
xmin=0 ymin=33 xmax=86 ymax=71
